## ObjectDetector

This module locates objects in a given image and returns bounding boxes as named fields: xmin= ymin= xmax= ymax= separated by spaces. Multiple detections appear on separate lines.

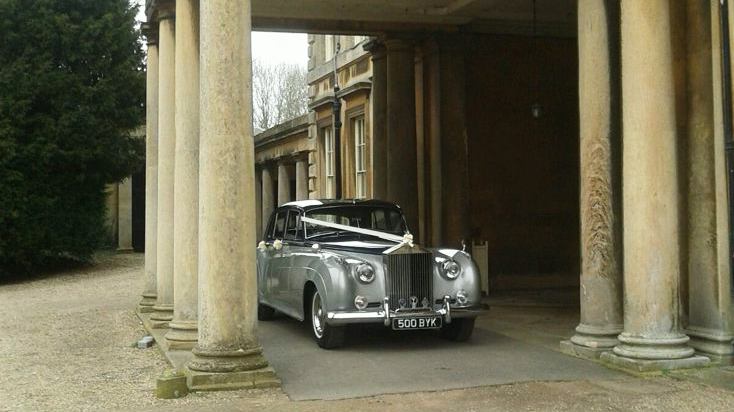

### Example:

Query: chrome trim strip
xmin=383 ymin=296 xmax=390 ymax=326
xmin=325 ymin=301 xmax=489 ymax=325
xmin=443 ymin=295 xmax=452 ymax=324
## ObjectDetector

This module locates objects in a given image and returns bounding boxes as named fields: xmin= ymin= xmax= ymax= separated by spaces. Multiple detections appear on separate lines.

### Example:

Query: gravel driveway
xmin=1 ymin=253 xmax=733 ymax=412
xmin=0 ymin=253 xmax=284 ymax=412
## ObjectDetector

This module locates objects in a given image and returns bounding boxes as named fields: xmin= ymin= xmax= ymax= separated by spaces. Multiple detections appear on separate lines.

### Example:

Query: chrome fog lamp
xmin=356 ymin=262 xmax=375 ymax=283
xmin=456 ymin=290 xmax=469 ymax=305
xmin=441 ymin=260 xmax=461 ymax=279
xmin=354 ymin=295 xmax=368 ymax=310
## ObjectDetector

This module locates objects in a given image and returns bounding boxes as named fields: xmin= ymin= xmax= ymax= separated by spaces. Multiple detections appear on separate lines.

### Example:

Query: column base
xmin=187 ymin=366 xmax=280 ymax=391
xmin=165 ymin=321 xmax=198 ymax=350
xmin=188 ymin=345 xmax=269 ymax=373
xmin=138 ymin=292 xmax=157 ymax=313
xmin=150 ymin=304 xmax=174 ymax=329
xmin=560 ymin=340 xmax=612 ymax=359
xmin=600 ymin=351 xmax=710 ymax=372
xmin=687 ymin=326 xmax=734 ymax=365
xmin=600 ymin=333 xmax=710 ymax=372
xmin=560 ymin=323 xmax=621 ymax=359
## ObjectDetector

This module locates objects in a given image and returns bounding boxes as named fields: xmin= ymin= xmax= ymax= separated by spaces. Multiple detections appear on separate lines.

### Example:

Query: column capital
xmin=383 ymin=38 xmax=415 ymax=52
xmin=142 ymin=22 xmax=159 ymax=46
xmin=363 ymin=39 xmax=386 ymax=60
xmin=155 ymin=0 xmax=176 ymax=20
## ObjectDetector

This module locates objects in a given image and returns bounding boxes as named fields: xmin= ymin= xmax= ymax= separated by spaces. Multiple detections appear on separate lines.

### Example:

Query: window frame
xmin=353 ymin=116 xmax=367 ymax=199
xmin=324 ymin=35 xmax=336 ymax=62
xmin=322 ymin=125 xmax=335 ymax=198
xmin=271 ymin=211 xmax=287 ymax=240
xmin=284 ymin=209 xmax=302 ymax=241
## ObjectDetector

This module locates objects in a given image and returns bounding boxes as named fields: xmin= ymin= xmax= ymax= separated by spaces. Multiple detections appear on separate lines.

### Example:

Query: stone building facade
xmin=253 ymin=35 xmax=373 ymax=239
xmin=254 ymin=114 xmax=310 ymax=241
xmin=306 ymin=35 xmax=373 ymax=200
xmin=141 ymin=0 xmax=734 ymax=390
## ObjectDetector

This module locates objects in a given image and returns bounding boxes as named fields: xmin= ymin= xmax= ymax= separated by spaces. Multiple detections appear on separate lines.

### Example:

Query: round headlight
xmin=456 ymin=290 xmax=469 ymax=305
xmin=356 ymin=263 xmax=375 ymax=283
xmin=442 ymin=260 xmax=461 ymax=279
xmin=354 ymin=295 xmax=368 ymax=310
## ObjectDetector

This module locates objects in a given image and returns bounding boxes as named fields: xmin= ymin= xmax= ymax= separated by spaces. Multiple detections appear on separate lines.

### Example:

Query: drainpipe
xmin=332 ymin=38 xmax=343 ymax=199
xmin=719 ymin=0 xmax=734 ymax=294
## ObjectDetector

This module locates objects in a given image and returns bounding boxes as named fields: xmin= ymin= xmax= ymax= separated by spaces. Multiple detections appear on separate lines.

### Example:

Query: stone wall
xmin=465 ymin=34 xmax=580 ymax=282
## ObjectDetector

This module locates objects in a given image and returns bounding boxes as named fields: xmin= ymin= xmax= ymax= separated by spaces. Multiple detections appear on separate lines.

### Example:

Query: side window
xmin=284 ymin=211 xmax=301 ymax=241
xmin=273 ymin=212 xmax=286 ymax=239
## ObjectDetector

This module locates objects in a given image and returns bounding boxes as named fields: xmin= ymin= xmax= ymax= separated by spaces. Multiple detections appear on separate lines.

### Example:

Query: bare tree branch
xmin=252 ymin=61 xmax=308 ymax=131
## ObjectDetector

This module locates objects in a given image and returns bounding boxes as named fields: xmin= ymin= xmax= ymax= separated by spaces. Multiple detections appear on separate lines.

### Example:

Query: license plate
xmin=392 ymin=316 xmax=442 ymax=330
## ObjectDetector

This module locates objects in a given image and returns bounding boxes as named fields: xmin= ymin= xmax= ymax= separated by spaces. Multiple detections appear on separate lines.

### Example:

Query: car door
xmin=266 ymin=210 xmax=290 ymax=311
xmin=281 ymin=210 xmax=307 ymax=315
xmin=258 ymin=213 xmax=277 ymax=306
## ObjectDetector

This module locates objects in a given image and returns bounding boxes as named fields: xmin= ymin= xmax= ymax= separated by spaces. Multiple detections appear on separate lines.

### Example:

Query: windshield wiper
xmin=308 ymin=230 xmax=349 ymax=239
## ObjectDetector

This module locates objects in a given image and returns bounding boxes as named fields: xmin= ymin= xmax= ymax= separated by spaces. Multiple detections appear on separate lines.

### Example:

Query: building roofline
xmin=254 ymin=114 xmax=310 ymax=148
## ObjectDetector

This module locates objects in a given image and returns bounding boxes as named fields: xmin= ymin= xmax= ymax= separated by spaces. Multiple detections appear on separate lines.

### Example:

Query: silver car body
xmin=256 ymin=199 xmax=487 ymax=327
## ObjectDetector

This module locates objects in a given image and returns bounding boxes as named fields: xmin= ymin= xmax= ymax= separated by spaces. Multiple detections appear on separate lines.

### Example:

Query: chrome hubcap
xmin=312 ymin=291 xmax=325 ymax=339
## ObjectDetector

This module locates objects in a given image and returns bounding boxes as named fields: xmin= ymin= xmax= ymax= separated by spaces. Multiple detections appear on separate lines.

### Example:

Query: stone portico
xmin=141 ymin=0 xmax=733 ymax=391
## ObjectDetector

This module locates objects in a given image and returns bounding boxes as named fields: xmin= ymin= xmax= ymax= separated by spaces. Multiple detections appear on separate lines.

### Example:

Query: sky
xmin=133 ymin=1 xmax=308 ymax=68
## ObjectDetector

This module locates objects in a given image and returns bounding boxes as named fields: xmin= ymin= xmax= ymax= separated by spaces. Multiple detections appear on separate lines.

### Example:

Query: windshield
xmin=304 ymin=205 xmax=407 ymax=239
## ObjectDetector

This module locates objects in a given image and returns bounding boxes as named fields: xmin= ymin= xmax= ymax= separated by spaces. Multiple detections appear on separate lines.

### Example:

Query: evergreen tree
xmin=0 ymin=0 xmax=145 ymax=274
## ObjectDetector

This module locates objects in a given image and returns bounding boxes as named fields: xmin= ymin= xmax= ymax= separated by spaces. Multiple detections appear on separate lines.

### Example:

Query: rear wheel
xmin=310 ymin=290 xmax=345 ymax=349
xmin=441 ymin=318 xmax=475 ymax=342
xmin=258 ymin=302 xmax=276 ymax=321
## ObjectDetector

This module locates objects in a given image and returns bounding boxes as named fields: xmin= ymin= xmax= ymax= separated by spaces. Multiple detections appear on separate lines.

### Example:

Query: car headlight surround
xmin=441 ymin=259 xmax=461 ymax=280
xmin=355 ymin=262 xmax=375 ymax=283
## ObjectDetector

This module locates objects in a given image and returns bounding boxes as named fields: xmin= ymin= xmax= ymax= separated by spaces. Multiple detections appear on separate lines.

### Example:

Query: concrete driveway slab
xmin=257 ymin=315 xmax=626 ymax=400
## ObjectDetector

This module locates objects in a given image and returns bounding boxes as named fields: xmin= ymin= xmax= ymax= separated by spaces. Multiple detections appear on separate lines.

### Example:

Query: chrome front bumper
xmin=326 ymin=296 xmax=489 ymax=326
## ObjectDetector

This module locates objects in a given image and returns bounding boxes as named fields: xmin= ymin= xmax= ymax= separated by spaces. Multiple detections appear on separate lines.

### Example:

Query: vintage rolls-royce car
xmin=256 ymin=199 xmax=488 ymax=349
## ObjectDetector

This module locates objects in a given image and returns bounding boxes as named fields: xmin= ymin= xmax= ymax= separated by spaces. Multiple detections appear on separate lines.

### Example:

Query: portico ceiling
xmin=147 ymin=0 xmax=576 ymax=36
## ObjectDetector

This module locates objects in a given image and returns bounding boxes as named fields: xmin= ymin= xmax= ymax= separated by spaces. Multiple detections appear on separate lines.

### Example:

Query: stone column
xmin=117 ymin=177 xmax=133 ymax=251
xmin=140 ymin=32 xmax=159 ymax=312
xmin=188 ymin=0 xmax=276 ymax=388
xmin=296 ymin=158 xmax=309 ymax=200
xmin=560 ymin=0 xmax=623 ymax=359
xmin=262 ymin=166 xmax=275 ymax=231
xmin=105 ymin=184 xmax=119 ymax=240
xmin=150 ymin=11 xmax=175 ymax=328
xmin=600 ymin=0 xmax=709 ymax=371
xmin=255 ymin=168 xmax=263 ymax=241
xmin=166 ymin=0 xmax=199 ymax=350
xmin=277 ymin=162 xmax=291 ymax=206
xmin=438 ymin=38 xmax=470 ymax=250
xmin=366 ymin=42 xmax=387 ymax=200
xmin=385 ymin=39 xmax=418 ymax=236
xmin=425 ymin=41 xmax=443 ymax=247
xmin=686 ymin=0 xmax=733 ymax=363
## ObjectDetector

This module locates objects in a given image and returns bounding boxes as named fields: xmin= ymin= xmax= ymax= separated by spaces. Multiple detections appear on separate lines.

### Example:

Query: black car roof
xmin=276 ymin=199 xmax=402 ymax=213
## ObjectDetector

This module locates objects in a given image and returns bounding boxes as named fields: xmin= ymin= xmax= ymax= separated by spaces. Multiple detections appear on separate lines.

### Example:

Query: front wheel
xmin=441 ymin=318 xmax=475 ymax=342
xmin=310 ymin=290 xmax=345 ymax=349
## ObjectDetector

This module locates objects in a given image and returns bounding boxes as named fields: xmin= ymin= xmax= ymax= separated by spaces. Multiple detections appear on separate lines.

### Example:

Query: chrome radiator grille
xmin=385 ymin=252 xmax=433 ymax=310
